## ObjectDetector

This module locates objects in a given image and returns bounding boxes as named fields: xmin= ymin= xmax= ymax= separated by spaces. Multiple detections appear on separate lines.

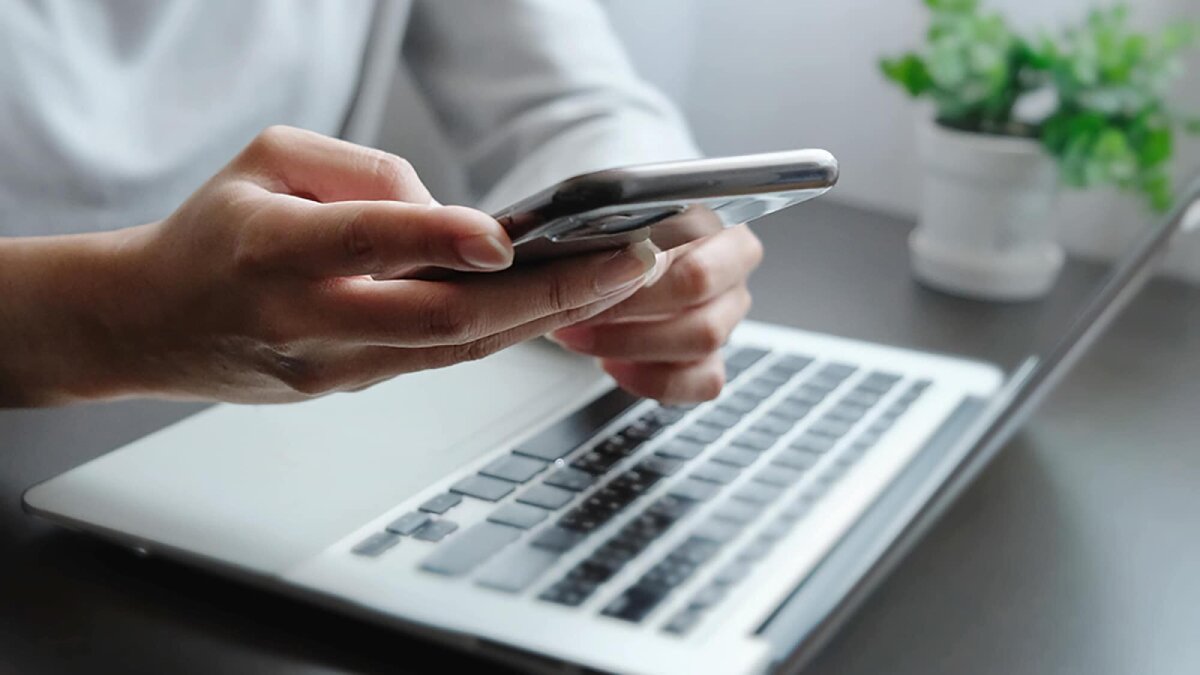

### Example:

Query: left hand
xmin=550 ymin=223 xmax=763 ymax=404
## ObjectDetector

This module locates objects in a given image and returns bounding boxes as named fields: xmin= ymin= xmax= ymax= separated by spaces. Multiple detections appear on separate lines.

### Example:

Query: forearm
xmin=0 ymin=228 xmax=147 ymax=406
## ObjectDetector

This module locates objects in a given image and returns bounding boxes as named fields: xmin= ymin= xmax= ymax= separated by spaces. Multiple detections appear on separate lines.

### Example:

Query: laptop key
xmin=646 ymin=494 xmax=696 ymax=521
xmin=488 ymin=503 xmax=550 ymax=529
xmin=714 ymin=561 xmax=753 ymax=586
xmin=679 ymin=423 xmax=724 ymax=445
xmin=418 ymin=492 xmax=463 ymax=515
xmin=476 ymin=546 xmax=562 ymax=593
xmin=790 ymin=433 xmax=836 ymax=454
xmin=386 ymin=512 xmax=432 ymax=536
xmin=769 ymin=399 xmax=811 ymax=422
xmin=648 ymin=406 xmax=689 ymax=425
xmin=663 ymin=608 xmax=706 ymax=636
xmin=540 ymin=579 xmax=600 ymax=607
xmin=776 ymin=354 xmax=813 ymax=373
xmin=693 ymin=518 xmax=741 ymax=545
xmin=689 ymin=583 xmax=728 ymax=610
xmin=859 ymin=372 xmax=902 ymax=393
xmin=412 ymin=519 xmax=458 ymax=542
xmin=656 ymin=439 xmax=706 ymax=460
xmin=572 ymin=449 xmax=623 ymax=475
xmin=517 ymin=483 xmax=575 ymax=510
xmin=711 ymin=446 xmax=758 ymax=468
xmin=826 ymin=404 xmax=867 ymax=424
xmin=757 ymin=367 xmax=791 ymax=386
xmin=639 ymin=455 xmax=685 ymax=477
xmin=737 ymin=429 xmax=782 ymax=450
xmin=733 ymin=483 xmax=784 ymax=506
xmin=691 ymin=462 xmax=740 ymax=485
xmin=787 ymin=387 xmax=826 ymax=407
xmin=738 ymin=378 xmax=778 ymax=400
xmin=602 ymin=584 xmax=670 ymax=622
xmin=668 ymin=478 xmax=720 ymax=502
xmin=513 ymin=387 xmax=639 ymax=462
xmin=725 ymin=346 xmax=769 ymax=370
xmin=773 ymin=449 xmax=819 ymax=471
xmin=712 ymin=499 xmax=762 ymax=524
xmin=543 ymin=467 xmax=595 ymax=492
xmin=819 ymin=363 xmax=858 ymax=380
xmin=351 ymin=531 xmax=400 ymax=557
xmin=842 ymin=390 xmax=882 ymax=408
xmin=450 ymin=474 xmax=515 ymax=502
xmin=736 ymin=538 xmax=774 ymax=562
xmin=754 ymin=465 xmax=804 ymax=488
xmin=480 ymin=454 xmax=548 ymax=484
xmin=720 ymin=394 xmax=758 ymax=415
xmin=420 ymin=522 xmax=521 ymax=576
xmin=700 ymin=407 xmax=742 ymax=430
xmin=531 ymin=525 xmax=586 ymax=553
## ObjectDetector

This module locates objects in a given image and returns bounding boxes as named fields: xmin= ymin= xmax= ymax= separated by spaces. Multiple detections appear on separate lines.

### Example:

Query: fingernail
xmin=457 ymin=234 xmax=512 ymax=270
xmin=595 ymin=245 xmax=656 ymax=296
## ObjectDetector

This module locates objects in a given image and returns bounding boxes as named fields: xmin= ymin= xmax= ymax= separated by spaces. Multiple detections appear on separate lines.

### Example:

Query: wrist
xmin=0 ymin=225 xmax=158 ymax=405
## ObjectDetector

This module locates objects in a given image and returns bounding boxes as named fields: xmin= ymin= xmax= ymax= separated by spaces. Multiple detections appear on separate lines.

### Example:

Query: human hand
xmin=59 ymin=127 xmax=656 ymax=403
xmin=550 ymin=214 xmax=762 ymax=404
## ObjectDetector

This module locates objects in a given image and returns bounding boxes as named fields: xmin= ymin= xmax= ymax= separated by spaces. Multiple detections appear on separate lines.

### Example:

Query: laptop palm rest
xmin=23 ymin=341 xmax=609 ymax=575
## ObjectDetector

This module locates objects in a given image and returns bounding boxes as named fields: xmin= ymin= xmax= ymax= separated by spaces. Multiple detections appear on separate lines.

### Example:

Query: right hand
xmin=88 ymin=126 xmax=657 ymax=403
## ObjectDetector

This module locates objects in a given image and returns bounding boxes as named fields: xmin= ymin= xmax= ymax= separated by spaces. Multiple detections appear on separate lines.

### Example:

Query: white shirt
xmin=0 ymin=0 xmax=698 ymax=237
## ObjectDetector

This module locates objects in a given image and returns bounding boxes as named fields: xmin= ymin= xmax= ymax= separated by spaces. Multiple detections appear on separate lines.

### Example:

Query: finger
xmin=575 ymin=224 xmax=763 ymax=326
xmin=602 ymin=353 xmax=727 ymax=404
xmin=233 ymin=125 xmax=434 ymax=203
xmin=312 ymin=279 xmax=649 ymax=390
xmin=552 ymin=285 xmax=751 ymax=362
xmin=241 ymin=200 xmax=512 ymax=277
xmin=304 ymin=243 xmax=658 ymax=347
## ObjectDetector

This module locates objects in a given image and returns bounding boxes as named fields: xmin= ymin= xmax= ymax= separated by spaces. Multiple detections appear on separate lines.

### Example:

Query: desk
xmin=3 ymin=202 xmax=1198 ymax=674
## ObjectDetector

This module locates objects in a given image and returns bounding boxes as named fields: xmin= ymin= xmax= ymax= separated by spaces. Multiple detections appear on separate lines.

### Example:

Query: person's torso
xmin=0 ymin=0 xmax=378 ymax=236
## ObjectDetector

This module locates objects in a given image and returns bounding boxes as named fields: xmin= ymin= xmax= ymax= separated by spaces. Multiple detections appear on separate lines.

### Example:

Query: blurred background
xmin=385 ymin=0 xmax=1200 ymax=281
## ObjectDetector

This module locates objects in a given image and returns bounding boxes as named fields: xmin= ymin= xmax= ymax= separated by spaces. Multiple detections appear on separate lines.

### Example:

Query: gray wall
xmin=608 ymin=0 xmax=1200 ymax=280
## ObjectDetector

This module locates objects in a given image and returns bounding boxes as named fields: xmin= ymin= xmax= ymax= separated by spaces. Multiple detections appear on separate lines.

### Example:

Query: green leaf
xmin=1135 ymin=125 xmax=1173 ymax=168
xmin=881 ymin=54 xmax=933 ymax=97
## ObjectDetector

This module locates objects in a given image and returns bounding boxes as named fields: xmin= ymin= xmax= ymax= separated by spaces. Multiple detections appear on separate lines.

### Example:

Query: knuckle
xmin=370 ymin=152 xmax=418 ymax=195
xmin=693 ymin=315 xmax=728 ymax=353
xmin=417 ymin=292 xmax=477 ymax=344
xmin=266 ymin=353 xmax=329 ymax=397
xmin=544 ymin=276 xmax=575 ymax=314
xmin=246 ymin=125 xmax=293 ymax=160
xmin=698 ymin=366 xmax=726 ymax=400
xmin=676 ymin=255 xmax=715 ymax=304
xmin=232 ymin=231 xmax=272 ymax=276
xmin=743 ymin=228 xmax=765 ymax=268
xmin=456 ymin=336 xmax=504 ymax=364
xmin=739 ymin=285 xmax=754 ymax=314
xmin=339 ymin=207 xmax=381 ymax=271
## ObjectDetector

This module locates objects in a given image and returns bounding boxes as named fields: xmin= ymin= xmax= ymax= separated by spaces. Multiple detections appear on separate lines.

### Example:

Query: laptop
xmin=23 ymin=183 xmax=1200 ymax=675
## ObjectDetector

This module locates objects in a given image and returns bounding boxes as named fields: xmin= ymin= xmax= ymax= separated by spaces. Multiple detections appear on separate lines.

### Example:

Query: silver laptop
xmin=23 ymin=183 xmax=1200 ymax=675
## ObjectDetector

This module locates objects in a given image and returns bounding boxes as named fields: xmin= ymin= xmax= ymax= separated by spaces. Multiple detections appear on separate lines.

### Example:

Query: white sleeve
xmin=403 ymin=0 xmax=701 ymax=212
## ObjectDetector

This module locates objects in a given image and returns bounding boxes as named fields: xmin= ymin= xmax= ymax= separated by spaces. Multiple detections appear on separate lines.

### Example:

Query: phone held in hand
xmin=492 ymin=149 xmax=838 ymax=261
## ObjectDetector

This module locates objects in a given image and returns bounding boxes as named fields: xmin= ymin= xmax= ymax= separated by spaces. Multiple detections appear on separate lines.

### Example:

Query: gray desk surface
xmin=3 ymin=201 xmax=1198 ymax=674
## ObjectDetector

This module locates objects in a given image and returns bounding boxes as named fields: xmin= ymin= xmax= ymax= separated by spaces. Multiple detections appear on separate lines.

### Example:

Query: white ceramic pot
xmin=909 ymin=119 xmax=1063 ymax=301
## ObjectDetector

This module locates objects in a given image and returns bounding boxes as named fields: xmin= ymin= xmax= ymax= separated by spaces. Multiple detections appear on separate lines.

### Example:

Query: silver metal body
xmin=24 ymin=179 xmax=1198 ymax=674
xmin=25 ymin=323 xmax=999 ymax=675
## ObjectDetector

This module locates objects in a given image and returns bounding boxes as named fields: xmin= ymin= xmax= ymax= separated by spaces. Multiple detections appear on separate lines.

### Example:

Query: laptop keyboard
xmin=350 ymin=346 xmax=930 ymax=635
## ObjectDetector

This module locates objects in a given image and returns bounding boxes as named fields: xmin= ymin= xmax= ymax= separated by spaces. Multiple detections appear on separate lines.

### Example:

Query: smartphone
xmin=492 ymin=149 xmax=838 ymax=261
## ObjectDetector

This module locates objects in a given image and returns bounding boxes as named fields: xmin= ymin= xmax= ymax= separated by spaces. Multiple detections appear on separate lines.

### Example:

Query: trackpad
xmin=23 ymin=342 xmax=609 ymax=572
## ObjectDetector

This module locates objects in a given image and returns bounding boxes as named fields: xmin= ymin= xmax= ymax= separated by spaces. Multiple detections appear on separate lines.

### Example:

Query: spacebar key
xmin=420 ymin=522 xmax=522 ymax=577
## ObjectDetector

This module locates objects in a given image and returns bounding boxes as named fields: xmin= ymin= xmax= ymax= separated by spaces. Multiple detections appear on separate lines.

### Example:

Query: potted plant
xmin=882 ymin=1 xmax=1199 ymax=301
